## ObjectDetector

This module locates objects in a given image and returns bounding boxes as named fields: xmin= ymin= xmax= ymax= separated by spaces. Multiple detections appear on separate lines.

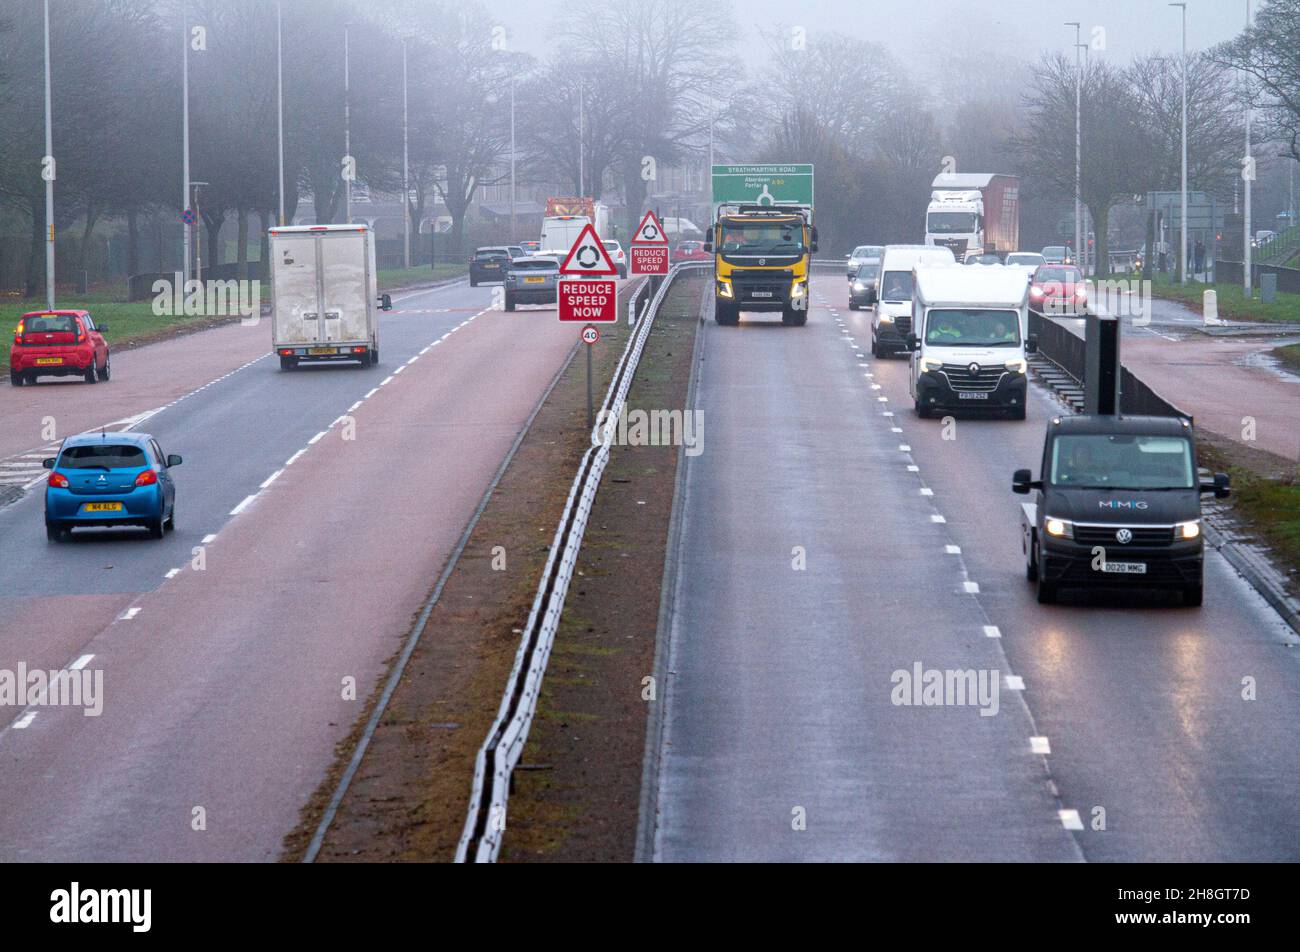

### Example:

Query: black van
xmin=1013 ymin=415 xmax=1230 ymax=606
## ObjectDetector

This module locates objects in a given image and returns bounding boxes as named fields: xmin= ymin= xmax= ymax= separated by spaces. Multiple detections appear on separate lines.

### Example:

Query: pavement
xmin=644 ymin=275 xmax=1300 ymax=862
xmin=0 ymin=277 xmax=587 ymax=860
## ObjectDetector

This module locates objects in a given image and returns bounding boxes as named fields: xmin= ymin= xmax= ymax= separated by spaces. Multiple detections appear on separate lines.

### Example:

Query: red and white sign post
xmin=557 ymin=223 xmax=620 ymax=427
xmin=630 ymin=210 xmax=670 ymax=276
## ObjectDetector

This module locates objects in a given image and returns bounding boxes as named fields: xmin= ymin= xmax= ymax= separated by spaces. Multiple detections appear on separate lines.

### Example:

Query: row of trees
xmin=2 ymin=0 xmax=1299 ymax=292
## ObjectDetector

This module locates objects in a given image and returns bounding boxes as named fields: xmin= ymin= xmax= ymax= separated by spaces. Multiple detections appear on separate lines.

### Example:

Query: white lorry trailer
xmin=268 ymin=224 xmax=391 ymax=370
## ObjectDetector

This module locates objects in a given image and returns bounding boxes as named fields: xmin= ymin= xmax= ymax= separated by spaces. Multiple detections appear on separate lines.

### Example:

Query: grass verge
xmin=377 ymin=264 xmax=466 ymax=290
xmin=1148 ymin=274 xmax=1300 ymax=324
xmin=1272 ymin=343 xmax=1300 ymax=374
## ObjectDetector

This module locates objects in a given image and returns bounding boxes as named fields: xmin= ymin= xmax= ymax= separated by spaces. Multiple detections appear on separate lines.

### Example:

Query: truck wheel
xmin=848 ymin=301 xmax=858 ymax=311
xmin=279 ymin=355 xmax=298 ymax=371
xmin=714 ymin=303 xmax=738 ymax=326
xmin=357 ymin=349 xmax=372 ymax=368
xmin=782 ymin=307 xmax=807 ymax=327
xmin=371 ymin=348 xmax=378 ymax=365
xmin=1182 ymin=583 xmax=1203 ymax=607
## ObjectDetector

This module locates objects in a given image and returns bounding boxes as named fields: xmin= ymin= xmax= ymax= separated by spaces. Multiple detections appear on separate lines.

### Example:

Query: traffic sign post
xmin=711 ymin=164 xmax=814 ymax=206
xmin=631 ymin=209 xmax=670 ymax=276
xmin=582 ymin=325 xmax=599 ymax=429
xmin=557 ymin=227 xmax=621 ymax=429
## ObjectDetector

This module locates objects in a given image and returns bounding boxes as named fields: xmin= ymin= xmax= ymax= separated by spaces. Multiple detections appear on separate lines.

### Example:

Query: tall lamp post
xmin=509 ymin=75 xmax=516 ymax=244
xmin=191 ymin=181 xmax=209 ymax=285
xmin=182 ymin=0 xmax=191 ymax=285
xmin=1170 ymin=2 xmax=1188 ymax=285
xmin=1066 ymin=22 xmax=1082 ymax=271
xmin=402 ymin=37 xmax=410 ymax=268
xmin=276 ymin=0 xmax=285 ymax=226
xmin=43 ymin=0 xmax=55 ymax=308
xmin=344 ymin=25 xmax=352 ymax=224
xmin=1244 ymin=0 xmax=1254 ymax=295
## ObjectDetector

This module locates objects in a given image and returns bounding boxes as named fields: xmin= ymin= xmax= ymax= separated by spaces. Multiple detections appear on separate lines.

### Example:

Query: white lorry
xmin=268 ymin=224 xmax=390 ymax=370
xmin=907 ymin=265 xmax=1035 ymax=420
xmin=869 ymin=244 xmax=956 ymax=357
xmin=539 ymin=198 xmax=613 ymax=254
xmin=924 ymin=173 xmax=1020 ymax=260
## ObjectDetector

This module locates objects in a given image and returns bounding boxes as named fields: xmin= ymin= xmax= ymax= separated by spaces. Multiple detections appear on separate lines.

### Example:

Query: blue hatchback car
xmin=43 ymin=432 xmax=181 ymax=541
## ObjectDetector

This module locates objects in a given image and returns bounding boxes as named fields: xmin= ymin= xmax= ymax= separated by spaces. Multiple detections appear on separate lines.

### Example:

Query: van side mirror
xmin=811 ymin=242 xmax=819 ymax=253
xmin=865 ymin=288 xmax=878 ymax=305
xmin=1012 ymin=468 xmax=1040 ymax=494
xmin=42 ymin=458 xmax=55 ymax=469
xmin=906 ymin=333 xmax=919 ymax=351
xmin=703 ymin=242 xmax=713 ymax=253
xmin=1025 ymin=334 xmax=1038 ymax=354
xmin=167 ymin=454 xmax=183 ymax=467
xmin=1201 ymin=472 xmax=1230 ymax=498
xmin=379 ymin=293 xmax=393 ymax=311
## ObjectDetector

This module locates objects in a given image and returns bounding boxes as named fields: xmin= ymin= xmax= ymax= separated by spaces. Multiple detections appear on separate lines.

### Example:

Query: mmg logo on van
xmin=50 ymin=883 xmax=151 ymax=933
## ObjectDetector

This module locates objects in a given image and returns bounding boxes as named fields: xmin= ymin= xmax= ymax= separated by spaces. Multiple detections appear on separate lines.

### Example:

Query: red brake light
xmin=48 ymin=471 xmax=69 ymax=489
xmin=134 ymin=469 xmax=158 ymax=487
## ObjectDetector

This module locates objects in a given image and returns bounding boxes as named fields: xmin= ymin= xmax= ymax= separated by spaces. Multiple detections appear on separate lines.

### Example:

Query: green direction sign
xmin=711 ymin=164 xmax=814 ymax=206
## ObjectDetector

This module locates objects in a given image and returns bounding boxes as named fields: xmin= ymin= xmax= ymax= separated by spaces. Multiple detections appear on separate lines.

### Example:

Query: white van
xmin=907 ymin=265 xmax=1034 ymax=419
xmin=870 ymin=244 xmax=956 ymax=356
xmin=269 ymin=224 xmax=390 ymax=370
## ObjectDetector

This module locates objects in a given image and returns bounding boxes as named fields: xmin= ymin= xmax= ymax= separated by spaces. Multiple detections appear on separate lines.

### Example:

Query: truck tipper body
xmin=925 ymin=174 xmax=1020 ymax=259
xmin=268 ymin=224 xmax=389 ymax=369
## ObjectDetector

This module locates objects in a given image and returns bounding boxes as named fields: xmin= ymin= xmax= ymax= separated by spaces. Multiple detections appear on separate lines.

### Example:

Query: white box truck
xmin=906 ymin=265 xmax=1035 ymax=420
xmin=268 ymin=224 xmax=391 ymax=370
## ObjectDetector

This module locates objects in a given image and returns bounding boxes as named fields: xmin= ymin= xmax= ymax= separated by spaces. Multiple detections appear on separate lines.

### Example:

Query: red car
xmin=672 ymin=240 xmax=711 ymax=263
xmin=1029 ymin=265 xmax=1088 ymax=316
xmin=10 ymin=310 xmax=111 ymax=386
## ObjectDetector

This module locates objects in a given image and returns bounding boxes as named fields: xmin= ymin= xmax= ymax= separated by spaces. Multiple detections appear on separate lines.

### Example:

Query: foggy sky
xmin=480 ymin=0 xmax=1247 ymax=69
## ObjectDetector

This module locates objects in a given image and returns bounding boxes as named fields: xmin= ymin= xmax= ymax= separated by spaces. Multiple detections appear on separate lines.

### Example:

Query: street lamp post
xmin=402 ymin=37 xmax=410 ymax=268
xmin=1067 ymin=22 xmax=1081 ymax=271
xmin=277 ymin=0 xmax=285 ymax=226
xmin=344 ymin=25 xmax=352 ymax=225
xmin=43 ymin=0 xmax=55 ymax=309
xmin=191 ymin=181 xmax=209 ymax=285
xmin=578 ymin=85 xmax=585 ymax=196
xmin=182 ymin=0 xmax=191 ymax=285
xmin=1244 ymin=0 xmax=1254 ymax=295
xmin=509 ymin=75 xmax=516 ymax=245
xmin=1171 ymin=2 xmax=1188 ymax=285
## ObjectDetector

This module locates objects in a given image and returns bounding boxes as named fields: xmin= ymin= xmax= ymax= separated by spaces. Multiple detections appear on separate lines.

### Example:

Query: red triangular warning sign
xmin=559 ymin=222 xmax=619 ymax=276
xmin=632 ymin=210 xmax=668 ymax=244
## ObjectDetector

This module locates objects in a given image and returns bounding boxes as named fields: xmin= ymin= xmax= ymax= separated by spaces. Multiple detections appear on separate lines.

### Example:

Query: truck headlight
xmin=717 ymin=280 xmax=734 ymax=299
xmin=1045 ymin=517 xmax=1073 ymax=539
xmin=920 ymin=357 xmax=943 ymax=373
xmin=1177 ymin=519 xmax=1201 ymax=540
xmin=791 ymin=281 xmax=808 ymax=298
xmin=1005 ymin=358 xmax=1027 ymax=374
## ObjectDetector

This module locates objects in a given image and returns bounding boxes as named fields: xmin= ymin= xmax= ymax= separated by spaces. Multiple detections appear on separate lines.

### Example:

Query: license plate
xmin=308 ymin=347 xmax=337 ymax=355
xmin=81 ymin=502 xmax=123 ymax=513
xmin=750 ymin=291 xmax=773 ymax=298
xmin=958 ymin=392 xmax=990 ymax=400
xmin=1101 ymin=561 xmax=1147 ymax=574
xmin=524 ymin=276 xmax=546 ymax=284
xmin=484 ymin=263 xmax=499 ymax=269
xmin=36 ymin=357 xmax=63 ymax=365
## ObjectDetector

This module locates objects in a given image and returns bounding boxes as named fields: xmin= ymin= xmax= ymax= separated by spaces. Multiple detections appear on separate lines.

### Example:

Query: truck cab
xmin=1012 ymin=415 xmax=1230 ymax=606
xmin=707 ymin=203 xmax=816 ymax=327
xmin=905 ymin=265 xmax=1032 ymax=419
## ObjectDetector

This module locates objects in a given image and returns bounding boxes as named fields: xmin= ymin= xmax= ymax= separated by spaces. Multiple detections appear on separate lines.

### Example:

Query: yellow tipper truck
xmin=707 ymin=165 xmax=817 ymax=327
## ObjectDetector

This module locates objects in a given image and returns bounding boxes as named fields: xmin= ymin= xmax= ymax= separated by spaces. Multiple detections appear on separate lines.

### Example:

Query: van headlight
xmin=1045 ymin=517 xmax=1073 ymax=539
xmin=878 ymin=313 xmax=894 ymax=324
xmin=717 ymin=280 xmax=734 ymax=299
xmin=853 ymin=281 xmax=866 ymax=291
xmin=919 ymin=357 xmax=943 ymax=373
xmin=1005 ymin=358 xmax=1027 ymax=374
xmin=1177 ymin=519 xmax=1201 ymax=540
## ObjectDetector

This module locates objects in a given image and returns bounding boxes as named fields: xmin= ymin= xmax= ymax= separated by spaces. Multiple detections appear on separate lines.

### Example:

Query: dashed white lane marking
xmin=164 ymin=568 xmax=180 ymax=579
xmin=877 ymin=396 xmax=888 ymax=403
xmin=120 ymin=607 xmax=141 ymax=621
xmin=899 ymin=444 xmax=911 ymax=451
xmin=230 ymin=494 xmax=257 ymax=516
xmin=70 ymin=654 xmax=94 ymax=671
xmin=907 ymin=465 xmax=919 ymax=472
xmin=983 ymin=625 xmax=1001 ymax=638
xmin=962 ymin=581 xmax=980 ymax=594
xmin=882 ymin=411 xmax=894 ymax=417
xmin=1059 ymin=810 xmax=1084 ymax=831
xmin=947 ymin=545 xmax=962 ymax=555
xmin=285 ymin=449 xmax=306 ymax=467
xmin=920 ymin=487 xmax=934 ymax=496
xmin=201 ymin=533 xmax=217 ymax=544
xmin=13 ymin=712 xmax=37 ymax=730
xmin=260 ymin=469 xmax=283 ymax=489
xmin=393 ymin=365 xmax=405 ymax=375
xmin=308 ymin=431 xmax=327 ymax=445
xmin=931 ymin=514 xmax=946 ymax=523
xmin=364 ymin=388 xmax=379 ymax=399
xmin=1004 ymin=675 xmax=1025 ymax=690
xmin=891 ymin=427 xmax=903 ymax=433
xmin=406 ymin=355 xmax=419 ymax=365
xmin=380 ymin=375 xmax=395 ymax=386
xmin=1030 ymin=736 xmax=1052 ymax=755
xmin=348 ymin=401 xmax=362 ymax=413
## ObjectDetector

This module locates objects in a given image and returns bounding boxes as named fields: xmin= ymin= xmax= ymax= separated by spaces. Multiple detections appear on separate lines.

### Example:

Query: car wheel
xmin=914 ymin=402 xmax=930 ymax=419
xmin=149 ymin=516 xmax=165 ymax=540
xmin=871 ymin=334 xmax=881 ymax=358
xmin=1009 ymin=403 xmax=1026 ymax=421
xmin=848 ymin=301 xmax=858 ymax=310
xmin=1035 ymin=550 xmax=1058 ymax=603
xmin=1183 ymin=583 xmax=1203 ymax=607
xmin=1026 ymin=548 xmax=1039 ymax=582
xmin=10 ymin=370 xmax=22 ymax=387
xmin=470 ymin=277 xmax=478 ymax=287
xmin=46 ymin=521 xmax=65 ymax=542
xmin=84 ymin=363 xmax=97 ymax=384
xmin=97 ymin=353 xmax=111 ymax=382
xmin=505 ymin=295 xmax=516 ymax=312
xmin=165 ymin=505 xmax=176 ymax=531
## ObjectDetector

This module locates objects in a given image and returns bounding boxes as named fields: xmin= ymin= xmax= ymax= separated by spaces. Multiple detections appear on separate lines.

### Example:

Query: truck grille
xmin=939 ymin=362 xmax=1005 ymax=392
xmin=892 ymin=315 xmax=912 ymax=336
xmin=734 ymin=271 xmax=793 ymax=301
xmin=1072 ymin=524 xmax=1175 ymax=546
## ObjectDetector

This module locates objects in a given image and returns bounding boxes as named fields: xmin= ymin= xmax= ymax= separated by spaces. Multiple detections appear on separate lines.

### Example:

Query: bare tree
xmin=1215 ymin=0 xmax=1300 ymax=163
